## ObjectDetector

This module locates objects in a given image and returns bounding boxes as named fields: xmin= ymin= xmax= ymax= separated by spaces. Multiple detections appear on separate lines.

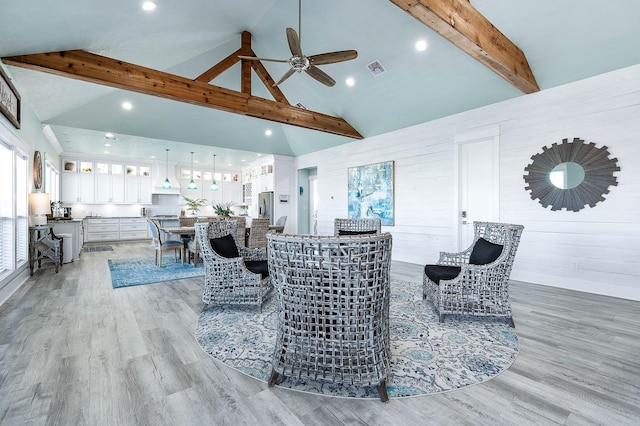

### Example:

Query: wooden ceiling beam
xmin=389 ymin=0 xmax=539 ymax=94
xmin=194 ymin=48 xmax=242 ymax=83
xmin=248 ymin=50 xmax=290 ymax=105
xmin=240 ymin=31 xmax=252 ymax=95
xmin=2 ymin=50 xmax=362 ymax=139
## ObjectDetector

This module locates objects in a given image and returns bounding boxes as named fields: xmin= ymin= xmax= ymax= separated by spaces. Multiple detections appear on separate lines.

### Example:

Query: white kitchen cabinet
xmin=85 ymin=218 xmax=119 ymax=242
xmin=84 ymin=218 xmax=151 ymax=242
xmin=95 ymin=162 xmax=125 ymax=203
xmin=119 ymin=218 xmax=149 ymax=240
xmin=62 ymin=157 xmax=152 ymax=205
xmin=125 ymin=165 xmax=152 ymax=203
xmin=61 ymin=168 xmax=95 ymax=203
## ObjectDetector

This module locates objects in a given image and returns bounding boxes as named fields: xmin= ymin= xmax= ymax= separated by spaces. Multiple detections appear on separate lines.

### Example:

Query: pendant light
xmin=187 ymin=151 xmax=197 ymax=190
xmin=210 ymin=154 xmax=219 ymax=191
xmin=162 ymin=148 xmax=172 ymax=189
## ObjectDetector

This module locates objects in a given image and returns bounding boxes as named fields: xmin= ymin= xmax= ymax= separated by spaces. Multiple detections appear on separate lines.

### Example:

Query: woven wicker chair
xmin=195 ymin=220 xmax=272 ymax=311
xmin=267 ymin=232 xmax=393 ymax=402
xmin=179 ymin=216 xmax=197 ymax=227
xmin=334 ymin=218 xmax=381 ymax=235
xmin=247 ymin=217 xmax=269 ymax=248
xmin=178 ymin=216 xmax=197 ymax=246
xmin=187 ymin=216 xmax=245 ymax=267
xmin=146 ymin=218 xmax=184 ymax=267
xmin=423 ymin=221 xmax=524 ymax=327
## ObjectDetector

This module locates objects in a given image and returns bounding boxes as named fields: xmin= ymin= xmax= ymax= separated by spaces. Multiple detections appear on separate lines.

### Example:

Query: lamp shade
xmin=29 ymin=192 xmax=51 ymax=225
xmin=29 ymin=192 xmax=51 ymax=215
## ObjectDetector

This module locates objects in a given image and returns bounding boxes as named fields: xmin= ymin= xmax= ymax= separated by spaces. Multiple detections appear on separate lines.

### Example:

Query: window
xmin=0 ymin=141 xmax=14 ymax=277
xmin=0 ymin=127 xmax=28 ymax=281
xmin=45 ymin=159 xmax=59 ymax=204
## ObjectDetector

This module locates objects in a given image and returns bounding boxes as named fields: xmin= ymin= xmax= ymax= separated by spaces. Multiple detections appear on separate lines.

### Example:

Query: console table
xmin=29 ymin=225 xmax=62 ymax=275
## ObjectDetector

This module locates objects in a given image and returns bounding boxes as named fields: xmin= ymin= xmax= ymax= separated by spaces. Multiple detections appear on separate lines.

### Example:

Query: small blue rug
xmin=108 ymin=256 xmax=203 ymax=289
xmin=196 ymin=280 xmax=519 ymax=399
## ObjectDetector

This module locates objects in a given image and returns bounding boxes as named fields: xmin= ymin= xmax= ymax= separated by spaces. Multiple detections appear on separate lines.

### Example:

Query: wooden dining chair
xmin=146 ymin=218 xmax=184 ymax=267
xmin=247 ymin=217 xmax=270 ymax=249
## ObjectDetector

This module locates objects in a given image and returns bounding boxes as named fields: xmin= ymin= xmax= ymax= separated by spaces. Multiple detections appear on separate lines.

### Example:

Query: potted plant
xmin=213 ymin=202 xmax=233 ymax=217
xmin=183 ymin=196 xmax=207 ymax=215
xmin=237 ymin=203 xmax=249 ymax=216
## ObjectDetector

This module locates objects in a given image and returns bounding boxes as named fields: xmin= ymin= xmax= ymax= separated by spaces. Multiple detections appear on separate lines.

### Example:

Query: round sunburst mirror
xmin=523 ymin=137 xmax=620 ymax=212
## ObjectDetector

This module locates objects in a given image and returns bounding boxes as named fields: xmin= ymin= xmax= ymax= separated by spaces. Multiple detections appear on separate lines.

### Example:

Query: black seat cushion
xmin=210 ymin=234 xmax=240 ymax=258
xmin=424 ymin=265 xmax=462 ymax=285
xmin=469 ymin=238 xmax=504 ymax=265
xmin=244 ymin=260 xmax=269 ymax=279
xmin=337 ymin=229 xmax=378 ymax=236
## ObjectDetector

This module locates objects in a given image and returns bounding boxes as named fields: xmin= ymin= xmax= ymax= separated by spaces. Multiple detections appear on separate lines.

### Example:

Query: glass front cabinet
xmin=61 ymin=157 xmax=152 ymax=204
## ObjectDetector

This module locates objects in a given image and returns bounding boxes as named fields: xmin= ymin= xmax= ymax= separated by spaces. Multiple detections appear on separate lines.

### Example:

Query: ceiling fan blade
xmin=238 ymin=55 xmax=288 ymax=63
xmin=309 ymin=50 xmax=358 ymax=66
xmin=305 ymin=65 xmax=336 ymax=87
xmin=286 ymin=27 xmax=303 ymax=57
xmin=273 ymin=68 xmax=296 ymax=87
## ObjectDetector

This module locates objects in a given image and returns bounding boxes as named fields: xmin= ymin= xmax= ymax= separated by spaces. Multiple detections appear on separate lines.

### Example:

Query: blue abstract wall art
xmin=348 ymin=160 xmax=394 ymax=226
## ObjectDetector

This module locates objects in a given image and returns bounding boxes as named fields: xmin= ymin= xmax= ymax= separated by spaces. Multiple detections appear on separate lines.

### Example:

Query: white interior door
xmin=454 ymin=128 xmax=500 ymax=250
xmin=309 ymin=176 xmax=318 ymax=234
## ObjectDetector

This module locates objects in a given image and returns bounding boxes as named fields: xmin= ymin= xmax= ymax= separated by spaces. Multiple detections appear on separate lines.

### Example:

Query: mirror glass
xmin=549 ymin=161 xmax=585 ymax=189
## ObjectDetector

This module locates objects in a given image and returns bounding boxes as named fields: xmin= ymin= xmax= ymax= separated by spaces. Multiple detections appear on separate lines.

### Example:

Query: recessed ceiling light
xmin=265 ymin=129 xmax=272 ymax=136
xmin=105 ymin=132 xmax=115 ymax=139
xmin=346 ymin=77 xmax=355 ymax=87
xmin=142 ymin=2 xmax=156 ymax=11
xmin=122 ymin=101 xmax=133 ymax=110
xmin=104 ymin=151 xmax=110 ymax=154
xmin=150 ymin=155 xmax=156 ymax=159
xmin=104 ymin=143 xmax=112 ymax=147
xmin=415 ymin=39 xmax=428 ymax=52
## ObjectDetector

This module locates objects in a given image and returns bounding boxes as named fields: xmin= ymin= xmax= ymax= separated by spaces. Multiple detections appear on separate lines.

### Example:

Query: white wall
xmin=295 ymin=64 xmax=640 ymax=301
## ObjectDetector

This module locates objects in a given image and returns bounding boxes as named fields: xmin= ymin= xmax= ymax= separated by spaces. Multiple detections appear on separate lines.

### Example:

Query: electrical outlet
xmin=572 ymin=262 xmax=579 ymax=270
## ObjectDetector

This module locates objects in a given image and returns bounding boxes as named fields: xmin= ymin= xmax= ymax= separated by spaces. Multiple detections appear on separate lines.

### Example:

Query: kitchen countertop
xmin=82 ymin=216 xmax=148 ymax=220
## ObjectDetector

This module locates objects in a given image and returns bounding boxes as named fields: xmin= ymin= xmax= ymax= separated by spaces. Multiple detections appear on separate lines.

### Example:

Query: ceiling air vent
xmin=295 ymin=102 xmax=307 ymax=109
xmin=367 ymin=60 xmax=386 ymax=77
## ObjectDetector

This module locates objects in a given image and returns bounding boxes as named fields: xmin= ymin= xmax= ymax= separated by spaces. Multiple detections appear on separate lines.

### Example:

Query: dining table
xmin=161 ymin=226 xmax=196 ymax=263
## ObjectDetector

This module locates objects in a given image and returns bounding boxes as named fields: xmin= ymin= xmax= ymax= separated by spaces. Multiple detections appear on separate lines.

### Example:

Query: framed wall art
xmin=0 ymin=66 xmax=21 ymax=129
xmin=348 ymin=160 xmax=394 ymax=225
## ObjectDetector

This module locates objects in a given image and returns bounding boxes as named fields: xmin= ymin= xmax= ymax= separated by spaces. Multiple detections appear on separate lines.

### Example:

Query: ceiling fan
xmin=239 ymin=0 xmax=358 ymax=87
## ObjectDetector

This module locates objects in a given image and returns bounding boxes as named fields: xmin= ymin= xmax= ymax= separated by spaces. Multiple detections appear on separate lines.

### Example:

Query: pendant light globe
xmin=188 ymin=151 xmax=198 ymax=190
xmin=210 ymin=154 xmax=219 ymax=191
xmin=162 ymin=148 xmax=172 ymax=189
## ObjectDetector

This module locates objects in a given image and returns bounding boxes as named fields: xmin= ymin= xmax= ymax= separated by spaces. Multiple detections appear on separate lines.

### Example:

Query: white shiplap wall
xmin=295 ymin=64 xmax=640 ymax=301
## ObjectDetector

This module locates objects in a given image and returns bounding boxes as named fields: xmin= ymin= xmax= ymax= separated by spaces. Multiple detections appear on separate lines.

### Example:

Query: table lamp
xmin=29 ymin=192 xmax=51 ymax=226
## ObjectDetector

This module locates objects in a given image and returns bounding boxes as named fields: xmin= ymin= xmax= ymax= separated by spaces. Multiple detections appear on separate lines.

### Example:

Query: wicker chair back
xmin=334 ymin=218 xmax=381 ymax=235
xmin=247 ymin=217 xmax=269 ymax=248
xmin=266 ymin=232 xmax=393 ymax=401
xmin=179 ymin=216 xmax=197 ymax=227
xmin=423 ymin=221 xmax=524 ymax=326
xmin=195 ymin=220 xmax=272 ymax=311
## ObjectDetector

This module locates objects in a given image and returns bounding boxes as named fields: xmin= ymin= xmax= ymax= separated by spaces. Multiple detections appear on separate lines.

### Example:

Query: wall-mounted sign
xmin=0 ymin=67 xmax=21 ymax=129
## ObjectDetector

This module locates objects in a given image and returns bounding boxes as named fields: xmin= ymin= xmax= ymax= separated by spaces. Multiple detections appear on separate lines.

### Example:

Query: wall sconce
xmin=29 ymin=192 xmax=51 ymax=226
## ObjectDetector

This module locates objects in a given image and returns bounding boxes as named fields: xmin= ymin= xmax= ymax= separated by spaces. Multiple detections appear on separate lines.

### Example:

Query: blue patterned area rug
xmin=108 ymin=256 xmax=203 ymax=289
xmin=195 ymin=280 xmax=519 ymax=399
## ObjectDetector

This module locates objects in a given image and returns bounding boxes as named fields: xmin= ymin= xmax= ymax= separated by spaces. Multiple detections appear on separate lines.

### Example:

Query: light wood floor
xmin=1 ymin=242 xmax=638 ymax=425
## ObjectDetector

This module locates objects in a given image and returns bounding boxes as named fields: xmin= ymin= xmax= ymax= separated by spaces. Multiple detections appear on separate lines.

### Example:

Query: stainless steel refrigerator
xmin=258 ymin=191 xmax=274 ymax=225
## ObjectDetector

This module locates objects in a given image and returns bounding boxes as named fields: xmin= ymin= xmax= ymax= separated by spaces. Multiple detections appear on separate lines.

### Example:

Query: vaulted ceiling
xmin=1 ymin=0 xmax=639 ymax=167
